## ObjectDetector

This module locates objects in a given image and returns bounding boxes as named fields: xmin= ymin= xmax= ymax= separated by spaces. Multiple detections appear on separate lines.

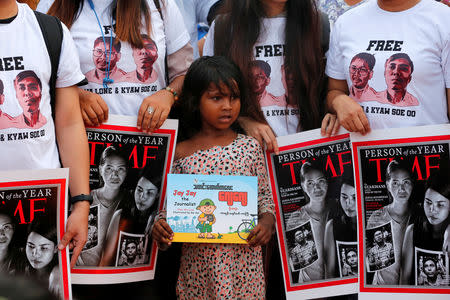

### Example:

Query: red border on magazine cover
xmin=0 ymin=179 xmax=69 ymax=299
xmin=352 ymin=134 xmax=450 ymax=294
xmin=266 ymin=133 xmax=358 ymax=292
xmin=71 ymin=123 xmax=176 ymax=275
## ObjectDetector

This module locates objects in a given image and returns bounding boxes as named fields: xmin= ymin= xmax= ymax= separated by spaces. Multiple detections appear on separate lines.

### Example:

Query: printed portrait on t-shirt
xmin=347 ymin=52 xmax=419 ymax=107
xmin=0 ymin=71 xmax=47 ymax=130
xmin=125 ymin=35 xmax=158 ymax=84
xmin=378 ymin=53 xmax=419 ymax=107
xmin=349 ymin=52 xmax=378 ymax=102
xmin=85 ymin=36 xmax=127 ymax=85
xmin=249 ymin=60 xmax=287 ymax=107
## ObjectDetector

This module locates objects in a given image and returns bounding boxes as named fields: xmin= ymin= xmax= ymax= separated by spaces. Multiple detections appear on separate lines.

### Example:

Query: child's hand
xmin=152 ymin=219 xmax=174 ymax=246
xmin=247 ymin=213 xmax=275 ymax=247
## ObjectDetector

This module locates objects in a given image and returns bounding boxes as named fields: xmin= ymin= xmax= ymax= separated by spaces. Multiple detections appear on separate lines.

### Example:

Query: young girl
xmin=152 ymin=56 xmax=275 ymax=299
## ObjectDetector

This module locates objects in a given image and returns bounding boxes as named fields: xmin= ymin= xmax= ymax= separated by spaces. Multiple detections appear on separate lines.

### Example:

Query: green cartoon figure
xmin=196 ymin=199 xmax=216 ymax=239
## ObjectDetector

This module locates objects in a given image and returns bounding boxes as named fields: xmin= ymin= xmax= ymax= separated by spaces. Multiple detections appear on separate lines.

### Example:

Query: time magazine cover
xmin=71 ymin=115 xmax=177 ymax=284
xmin=265 ymin=129 xmax=358 ymax=299
xmin=352 ymin=124 xmax=450 ymax=299
xmin=0 ymin=168 xmax=71 ymax=299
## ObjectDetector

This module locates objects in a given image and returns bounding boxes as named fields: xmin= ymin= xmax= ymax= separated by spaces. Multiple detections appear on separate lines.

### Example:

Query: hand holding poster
xmin=71 ymin=115 xmax=177 ymax=284
xmin=265 ymin=129 xmax=358 ymax=299
xmin=352 ymin=124 xmax=450 ymax=299
xmin=0 ymin=168 xmax=71 ymax=300
xmin=166 ymin=174 xmax=258 ymax=244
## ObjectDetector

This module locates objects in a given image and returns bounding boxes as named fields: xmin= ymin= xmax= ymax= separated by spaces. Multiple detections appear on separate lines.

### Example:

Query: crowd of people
xmin=0 ymin=0 xmax=449 ymax=299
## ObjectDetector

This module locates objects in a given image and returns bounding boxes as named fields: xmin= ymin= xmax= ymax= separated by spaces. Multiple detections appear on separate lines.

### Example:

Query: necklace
xmin=87 ymin=0 xmax=114 ymax=88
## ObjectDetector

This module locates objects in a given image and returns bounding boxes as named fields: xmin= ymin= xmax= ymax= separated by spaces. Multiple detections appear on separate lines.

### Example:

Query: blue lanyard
xmin=87 ymin=0 xmax=114 ymax=88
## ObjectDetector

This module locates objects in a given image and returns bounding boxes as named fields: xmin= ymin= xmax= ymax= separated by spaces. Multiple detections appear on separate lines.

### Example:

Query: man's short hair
xmin=386 ymin=53 xmax=414 ymax=73
xmin=15 ymin=70 xmax=42 ymax=90
xmin=351 ymin=52 xmax=376 ymax=71
xmin=250 ymin=60 xmax=271 ymax=77
xmin=0 ymin=79 xmax=3 ymax=95
xmin=93 ymin=36 xmax=122 ymax=53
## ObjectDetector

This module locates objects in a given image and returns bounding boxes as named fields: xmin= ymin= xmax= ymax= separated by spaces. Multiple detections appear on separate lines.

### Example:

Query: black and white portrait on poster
xmin=71 ymin=115 xmax=177 ymax=284
xmin=415 ymin=247 xmax=449 ymax=287
xmin=336 ymin=241 xmax=358 ymax=277
xmin=265 ymin=129 xmax=358 ymax=299
xmin=115 ymin=232 xmax=149 ymax=267
xmin=288 ymin=220 xmax=318 ymax=272
xmin=0 ymin=169 xmax=71 ymax=300
xmin=352 ymin=124 xmax=450 ymax=298
xmin=84 ymin=205 xmax=99 ymax=251
xmin=365 ymin=222 xmax=395 ymax=272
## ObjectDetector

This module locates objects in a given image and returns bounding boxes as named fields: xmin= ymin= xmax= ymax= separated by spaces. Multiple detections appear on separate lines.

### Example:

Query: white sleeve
xmin=162 ymin=0 xmax=191 ymax=55
xmin=203 ymin=20 xmax=215 ymax=56
xmin=325 ymin=19 xmax=346 ymax=80
xmin=36 ymin=0 xmax=54 ymax=14
xmin=443 ymin=31 xmax=450 ymax=88
xmin=56 ymin=24 xmax=85 ymax=88
xmin=195 ymin=0 xmax=218 ymax=23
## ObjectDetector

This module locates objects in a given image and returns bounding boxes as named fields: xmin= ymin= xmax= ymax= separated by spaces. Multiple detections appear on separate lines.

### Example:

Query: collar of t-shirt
xmin=0 ymin=14 xmax=17 ymax=24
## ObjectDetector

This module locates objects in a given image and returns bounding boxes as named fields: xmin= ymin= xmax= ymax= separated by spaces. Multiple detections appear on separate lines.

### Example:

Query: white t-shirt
xmin=326 ymin=0 xmax=450 ymax=130
xmin=204 ymin=17 xmax=300 ymax=137
xmin=0 ymin=3 xmax=85 ymax=171
xmin=38 ymin=0 xmax=190 ymax=116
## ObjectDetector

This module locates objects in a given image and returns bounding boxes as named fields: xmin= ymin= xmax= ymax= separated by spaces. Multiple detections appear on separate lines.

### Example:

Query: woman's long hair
xmin=48 ymin=0 xmax=151 ymax=48
xmin=213 ymin=0 xmax=327 ymax=130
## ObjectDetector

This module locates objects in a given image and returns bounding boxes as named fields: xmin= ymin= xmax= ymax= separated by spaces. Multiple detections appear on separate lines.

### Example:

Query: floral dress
xmin=171 ymin=134 xmax=275 ymax=300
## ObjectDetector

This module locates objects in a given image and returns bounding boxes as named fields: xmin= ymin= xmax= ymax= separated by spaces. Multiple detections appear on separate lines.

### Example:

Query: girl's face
xmin=26 ymin=232 xmax=56 ymax=270
xmin=340 ymin=183 xmax=356 ymax=217
xmin=386 ymin=169 xmax=412 ymax=204
xmin=0 ymin=214 xmax=14 ymax=249
xmin=199 ymin=82 xmax=241 ymax=133
xmin=100 ymin=155 xmax=127 ymax=189
xmin=301 ymin=169 xmax=328 ymax=202
xmin=134 ymin=177 xmax=158 ymax=211
xmin=424 ymin=188 xmax=450 ymax=226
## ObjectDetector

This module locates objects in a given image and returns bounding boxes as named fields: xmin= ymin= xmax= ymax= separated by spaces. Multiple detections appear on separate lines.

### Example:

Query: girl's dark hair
xmin=48 ymin=0 xmax=151 ymax=48
xmin=178 ymin=55 xmax=247 ymax=140
xmin=425 ymin=163 xmax=450 ymax=200
xmin=213 ymin=0 xmax=327 ymax=130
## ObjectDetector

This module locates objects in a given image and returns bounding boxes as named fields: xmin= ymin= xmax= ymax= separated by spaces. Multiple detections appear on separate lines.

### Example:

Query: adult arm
xmin=327 ymin=78 xmax=370 ymax=135
xmin=400 ymin=224 xmax=414 ymax=285
xmin=137 ymin=42 xmax=193 ymax=133
xmin=55 ymin=85 xmax=90 ymax=267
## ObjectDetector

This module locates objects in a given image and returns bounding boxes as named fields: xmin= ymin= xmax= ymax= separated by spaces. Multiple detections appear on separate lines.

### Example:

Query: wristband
xmin=162 ymin=86 xmax=179 ymax=101
xmin=70 ymin=194 xmax=93 ymax=205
